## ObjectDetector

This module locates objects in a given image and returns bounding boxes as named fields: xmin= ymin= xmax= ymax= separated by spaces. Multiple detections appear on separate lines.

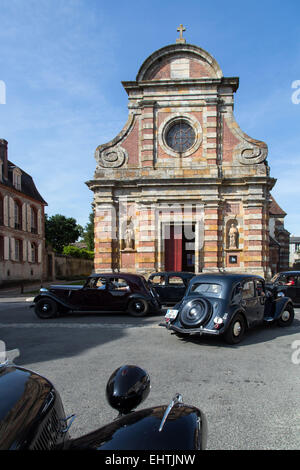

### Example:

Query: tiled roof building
xmin=0 ymin=139 xmax=47 ymax=285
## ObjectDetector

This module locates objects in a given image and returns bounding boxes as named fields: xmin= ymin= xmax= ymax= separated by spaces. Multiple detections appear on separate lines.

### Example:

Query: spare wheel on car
xmin=180 ymin=298 xmax=212 ymax=328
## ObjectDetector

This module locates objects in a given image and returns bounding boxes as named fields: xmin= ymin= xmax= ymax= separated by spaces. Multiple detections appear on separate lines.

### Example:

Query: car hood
xmin=49 ymin=285 xmax=83 ymax=291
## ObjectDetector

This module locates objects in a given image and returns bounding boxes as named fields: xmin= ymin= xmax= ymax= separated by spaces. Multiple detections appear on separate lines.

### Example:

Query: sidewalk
xmin=0 ymin=280 xmax=73 ymax=300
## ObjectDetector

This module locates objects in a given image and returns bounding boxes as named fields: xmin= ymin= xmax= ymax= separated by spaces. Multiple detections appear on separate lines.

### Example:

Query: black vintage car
xmin=0 ymin=352 xmax=207 ymax=450
xmin=148 ymin=272 xmax=196 ymax=305
xmin=266 ymin=271 xmax=300 ymax=306
xmin=32 ymin=273 xmax=160 ymax=319
xmin=160 ymin=273 xmax=295 ymax=344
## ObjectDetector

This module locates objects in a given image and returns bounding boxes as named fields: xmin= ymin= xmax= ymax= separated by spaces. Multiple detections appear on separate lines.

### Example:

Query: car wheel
xmin=277 ymin=304 xmax=294 ymax=327
xmin=224 ymin=313 xmax=246 ymax=344
xmin=128 ymin=299 xmax=149 ymax=317
xmin=34 ymin=298 xmax=58 ymax=319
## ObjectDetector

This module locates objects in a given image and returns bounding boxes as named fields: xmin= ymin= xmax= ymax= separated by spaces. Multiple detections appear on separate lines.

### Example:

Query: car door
xmin=166 ymin=275 xmax=187 ymax=304
xmin=284 ymin=275 xmax=300 ymax=304
xmin=148 ymin=274 xmax=168 ymax=304
xmin=106 ymin=277 xmax=131 ymax=311
xmin=241 ymin=280 xmax=257 ymax=326
xmin=254 ymin=279 xmax=266 ymax=322
xmin=81 ymin=277 xmax=111 ymax=311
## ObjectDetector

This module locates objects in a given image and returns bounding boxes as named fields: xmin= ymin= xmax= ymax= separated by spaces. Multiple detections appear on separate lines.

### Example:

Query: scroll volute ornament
xmin=96 ymin=146 xmax=127 ymax=168
xmin=239 ymin=145 xmax=268 ymax=165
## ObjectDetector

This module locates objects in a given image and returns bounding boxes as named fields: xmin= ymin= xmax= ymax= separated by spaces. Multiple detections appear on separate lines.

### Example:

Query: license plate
xmin=165 ymin=309 xmax=178 ymax=320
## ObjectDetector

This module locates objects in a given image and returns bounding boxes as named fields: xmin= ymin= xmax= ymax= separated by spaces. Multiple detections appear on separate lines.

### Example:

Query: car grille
xmin=29 ymin=406 xmax=61 ymax=450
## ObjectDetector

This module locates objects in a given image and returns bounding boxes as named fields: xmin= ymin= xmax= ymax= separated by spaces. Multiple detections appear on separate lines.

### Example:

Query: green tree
xmin=45 ymin=214 xmax=83 ymax=253
xmin=82 ymin=212 xmax=94 ymax=251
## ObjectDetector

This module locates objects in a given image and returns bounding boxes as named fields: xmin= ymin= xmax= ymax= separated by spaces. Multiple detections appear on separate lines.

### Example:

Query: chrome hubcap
xmin=281 ymin=310 xmax=290 ymax=322
xmin=233 ymin=321 xmax=242 ymax=336
xmin=42 ymin=304 xmax=49 ymax=312
xmin=135 ymin=303 xmax=142 ymax=311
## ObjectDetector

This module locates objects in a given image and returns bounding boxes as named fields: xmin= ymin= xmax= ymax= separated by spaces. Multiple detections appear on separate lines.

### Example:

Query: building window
xmin=31 ymin=242 xmax=37 ymax=263
xmin=0 ymin=193 xmax=3 ymax=225
xmin=0 ymin=236 xmax=3 ymax=260
xmin=159 ymin=114 xmax=203 ymax=158
xmin=165 ymin=120 xmax=196 ymax=153
xmin=14 ymin=200 xmax=22 ymax=230
xmin=31 ymin=206 xmax=38 ymax=234
xmin=13 ymin=169 xmax=22 ymax=191
xmin=15 ymin=238 xmax=23 ymax=262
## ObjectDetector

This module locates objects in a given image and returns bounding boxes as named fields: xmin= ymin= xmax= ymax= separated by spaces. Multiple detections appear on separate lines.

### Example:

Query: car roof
xmin=89 ymin=272 xmax=146 ymax=281
xmin=189 ymin=272 xmax=264 ymax=285
xmin=149 ymin=271 xmax=195 ymax=277
xmin=276 ymin=271 xmax=300 ymax=276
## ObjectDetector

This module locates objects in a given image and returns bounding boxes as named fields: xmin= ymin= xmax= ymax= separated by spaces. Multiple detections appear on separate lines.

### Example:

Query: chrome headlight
xmin=213 ymin=316 xmax=224 ymax=329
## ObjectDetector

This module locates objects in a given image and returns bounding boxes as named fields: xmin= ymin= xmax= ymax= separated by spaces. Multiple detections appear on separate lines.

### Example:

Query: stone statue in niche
xmin=122 ymin=217 xmax=135 ymax=251
xmin=228 ymin=222 xmax=239 ymax=249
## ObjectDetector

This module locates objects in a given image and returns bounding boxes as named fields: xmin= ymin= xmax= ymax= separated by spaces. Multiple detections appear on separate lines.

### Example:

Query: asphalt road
xmin=0 ymin=297 xmax=300 ymax=450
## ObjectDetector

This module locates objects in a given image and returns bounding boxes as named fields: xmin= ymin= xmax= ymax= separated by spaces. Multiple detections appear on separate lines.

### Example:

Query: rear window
xmin=149 ymin=275 xmax=165 ymax=286
xmin=190 ymin=283 xmax=222 ymax=298
xmin=109 ymin=278 xmax=130 ymax=291
xmin=168 ymin=276 xmax=185 ymax=286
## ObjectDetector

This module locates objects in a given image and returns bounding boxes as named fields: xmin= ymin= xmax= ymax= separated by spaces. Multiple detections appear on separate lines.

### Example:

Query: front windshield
xmin=189 ymin=282 xmax=223 ymax=298
xmin=271 ymin=273 xmax=280 ymax=282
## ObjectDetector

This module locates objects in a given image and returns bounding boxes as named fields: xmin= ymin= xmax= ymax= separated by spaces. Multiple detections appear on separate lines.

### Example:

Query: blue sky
xmin=0 ymin=0 xmax=299 ymax=234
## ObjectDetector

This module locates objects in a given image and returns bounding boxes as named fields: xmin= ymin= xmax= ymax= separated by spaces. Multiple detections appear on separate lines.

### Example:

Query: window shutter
xmin=9 ymin=197 xmax=14 ymax=228
xmin=27 ymin=204 xmax=31 ymax=232
xmin=23 ymin=239 xmax=27 ymax=261
xmin=28 ymin=241 xmax=31 ymax=262
xmin=3 ymin=195 xmax=8 ymax=226
xmin=4 ymin=237 xmax=9 ymax=260
xmin=38 ymin=209 xmax=42 ymax=235
xmin=22 ymin=203 xmax=27 ymax=231
xmin=38 ymin=243 xmax=42 ymax=263
xmin=11 ymin=238 xmax=15 ymax=261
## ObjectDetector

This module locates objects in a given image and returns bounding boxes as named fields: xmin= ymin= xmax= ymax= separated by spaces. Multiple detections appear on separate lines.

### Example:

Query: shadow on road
xmin=0 ymin=305 xmax=164 ymax=367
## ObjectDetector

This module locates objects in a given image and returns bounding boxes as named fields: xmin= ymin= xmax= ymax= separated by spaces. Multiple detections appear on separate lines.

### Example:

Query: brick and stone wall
xmin=87 ymin=39 xmax=285 ymax=278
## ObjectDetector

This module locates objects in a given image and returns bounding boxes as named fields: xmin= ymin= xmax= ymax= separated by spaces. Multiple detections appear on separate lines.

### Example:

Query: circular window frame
xmin=158 ymin=114 xmax=203 ymax=158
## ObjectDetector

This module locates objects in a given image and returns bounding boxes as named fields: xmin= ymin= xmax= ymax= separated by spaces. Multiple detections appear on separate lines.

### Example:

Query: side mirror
xmin=106 ymin=365 xmax=151 ymax=415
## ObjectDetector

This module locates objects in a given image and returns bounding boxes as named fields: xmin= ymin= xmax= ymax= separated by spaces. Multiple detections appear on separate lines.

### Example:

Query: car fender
xmin=223 ymin=308 xmax=249 ymax=330
xmin=127 ymin=293 xmax=151 ymax=304
xmin=33 ymin=293 xmax=75 ymax=311
xmin=272 ymin=297 xmax=294 ymax=321
xmin=67 ymin=404 xmax=207 ymax=450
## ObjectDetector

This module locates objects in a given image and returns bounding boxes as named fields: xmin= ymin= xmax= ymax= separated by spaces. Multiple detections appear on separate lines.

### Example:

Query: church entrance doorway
xmin=164 ymin=223 xmax=195 ymax=272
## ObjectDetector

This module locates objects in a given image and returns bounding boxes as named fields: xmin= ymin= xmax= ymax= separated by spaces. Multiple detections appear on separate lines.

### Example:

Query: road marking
xmin=0 ymin=322 xmax=161 ymax=329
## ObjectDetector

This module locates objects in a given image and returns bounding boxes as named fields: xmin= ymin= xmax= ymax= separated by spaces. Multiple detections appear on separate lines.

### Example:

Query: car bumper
xmin=159 ymin=321 xmax=221 ymax=336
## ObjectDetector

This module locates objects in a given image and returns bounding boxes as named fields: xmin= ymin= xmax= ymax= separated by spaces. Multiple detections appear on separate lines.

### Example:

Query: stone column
xmin=140 ymin=101 xmax=156 ymax=171
xmin=243 ymin=202 xmax=268 ymax=277
xmin=136 ymin=203 xmax=156 ymax=274
xmin=94 ymin=203 xmax=116 ymax=272
xmin=202 ymin=201 xmax=222 ymax=271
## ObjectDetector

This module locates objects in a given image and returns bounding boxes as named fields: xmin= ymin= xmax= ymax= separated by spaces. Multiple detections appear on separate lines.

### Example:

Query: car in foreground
xmin=32 ymin=273 xmax=160 ymax=319
xmin=0 ymin=351 xmax=207 ymax=450
xmin=148 ymin=271 xmax=196 ymax=305
xmin=160 ymin=273 xmax=294 ymax=344
xmin=266 ymin=271 xmax=300 ymax=305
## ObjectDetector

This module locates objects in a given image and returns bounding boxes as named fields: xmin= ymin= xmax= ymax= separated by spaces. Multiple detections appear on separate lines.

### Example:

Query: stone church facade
xmin=87 ymin=31 xmax=288 ymax=279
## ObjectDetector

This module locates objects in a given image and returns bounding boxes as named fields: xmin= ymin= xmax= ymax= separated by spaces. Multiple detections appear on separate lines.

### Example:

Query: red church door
xmin=164 ymin=224 xmax=183 ymax=271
